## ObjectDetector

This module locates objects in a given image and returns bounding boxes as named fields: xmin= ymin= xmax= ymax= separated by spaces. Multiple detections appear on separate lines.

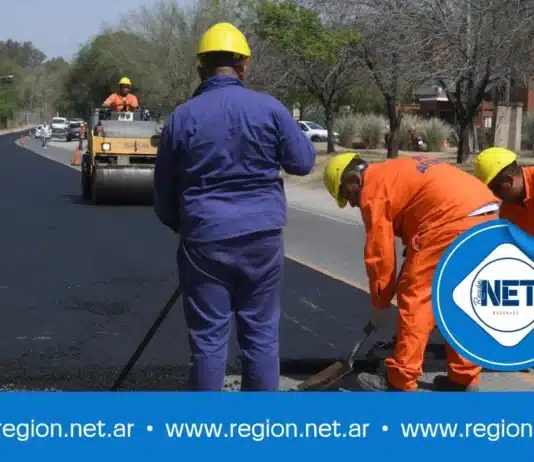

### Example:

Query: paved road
xmin=3 ymin=132 xmax=533 ymax=391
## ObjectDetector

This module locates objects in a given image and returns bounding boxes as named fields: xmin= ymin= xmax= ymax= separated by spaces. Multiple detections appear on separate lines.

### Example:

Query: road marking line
xmin=15 ymin=141 xmax=80 ymax=171
xmin=285 ymin=253 xmax=398 ymax=307
xmin=288 ymin=203 xmax=360 ymax=225
xmin=285 ymin=253 xmax=368 ymax=292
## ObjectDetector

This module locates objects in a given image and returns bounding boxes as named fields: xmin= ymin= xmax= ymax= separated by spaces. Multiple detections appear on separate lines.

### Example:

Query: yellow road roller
xmin=81 ymin=107 xmax=162 ymax=204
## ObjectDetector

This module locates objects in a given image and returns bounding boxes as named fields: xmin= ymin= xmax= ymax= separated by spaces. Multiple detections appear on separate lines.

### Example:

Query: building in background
xmin=413 ymin=76 xmax=534 ymax=130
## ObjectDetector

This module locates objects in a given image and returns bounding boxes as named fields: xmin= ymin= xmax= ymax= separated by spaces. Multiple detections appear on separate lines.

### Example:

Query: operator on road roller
xmin=154 ymin=23 xmax=316 ymax=391
xmin=323 ymin=153 xmax=499 ymax=392
xmin=102 ymin=77 xmax=139 ymax=112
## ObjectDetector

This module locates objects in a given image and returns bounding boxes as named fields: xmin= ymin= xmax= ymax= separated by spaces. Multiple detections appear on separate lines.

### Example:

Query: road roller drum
xmin=91 ymin=166 xmax=154 ymax=204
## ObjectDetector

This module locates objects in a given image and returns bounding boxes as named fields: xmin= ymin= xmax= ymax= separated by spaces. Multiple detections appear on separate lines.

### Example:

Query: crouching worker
xmin=474 ymin=147 xmax=534 ymax=235
xmin=153 ymin=23 xmax=316 ymax=391
xmin=323 ymin=153 xmax=499 ymax=391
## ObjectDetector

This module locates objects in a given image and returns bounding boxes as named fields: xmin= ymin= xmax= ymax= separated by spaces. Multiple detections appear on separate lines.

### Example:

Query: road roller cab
xmin=82 ymin=107 xmax=162 ymax=204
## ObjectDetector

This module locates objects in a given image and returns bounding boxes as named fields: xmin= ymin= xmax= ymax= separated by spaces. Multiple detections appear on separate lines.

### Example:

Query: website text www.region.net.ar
xmin=0 ymin=419 xmax=532 ymax=442
xmin=165 ymin=420 xmax=533 ymax=442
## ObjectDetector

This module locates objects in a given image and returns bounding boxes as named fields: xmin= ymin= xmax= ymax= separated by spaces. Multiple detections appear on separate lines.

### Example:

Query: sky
xmin=0 ymin=0 xmax=171 ymax=60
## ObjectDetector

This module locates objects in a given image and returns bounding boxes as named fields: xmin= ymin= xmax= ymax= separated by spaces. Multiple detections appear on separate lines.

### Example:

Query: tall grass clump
xmin=355 ymin=114 xmax=388 ymax=149
xmin=420 ymin=118 xmax=454 ymax=152
xmin=334 ymin=115 xmax=359 ymax=148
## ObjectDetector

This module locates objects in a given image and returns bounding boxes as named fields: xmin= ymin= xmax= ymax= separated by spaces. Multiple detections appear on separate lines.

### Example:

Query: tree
xmin=413 ymin=0 xmax=534 ymax=162
xmin=255 ymin=0 xmax=360 ymax=153
xmin=0 ymin=40 xmax=47 ymax=125
xmin=107 ymin=0 xmax=260 ymax=114
xmin=27 ymin=57 xmax=72 ymax=119
xmin=64 ymin=32 xmax=142 ymax=117
xmin=334 ymin=0 xmax=430 ymax=157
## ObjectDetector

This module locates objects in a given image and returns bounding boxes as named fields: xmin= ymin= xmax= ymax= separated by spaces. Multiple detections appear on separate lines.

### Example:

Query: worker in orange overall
xmin=102 ymin=77 xmax=139 ymax=112
xmin=323 ymin=153 xmax=499 ymax=391
xmin=474 ymin=147 xmax=534 ymax=235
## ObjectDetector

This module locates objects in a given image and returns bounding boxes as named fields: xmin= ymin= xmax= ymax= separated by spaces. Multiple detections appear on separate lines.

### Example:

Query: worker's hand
xmin=370 ymin=307 xmax=392 ymax=329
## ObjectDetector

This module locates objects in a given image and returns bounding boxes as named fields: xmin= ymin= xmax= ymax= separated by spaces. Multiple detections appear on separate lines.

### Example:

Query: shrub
xmin=399 ymin=114 xmax=424 ymax=150
xmin=334 ymin=115 xmax=359 ymax=148
xmin=355 ymin=114 xmax=388 ymax=149
xmin=420 ymin=118 xmax=454 ymax=152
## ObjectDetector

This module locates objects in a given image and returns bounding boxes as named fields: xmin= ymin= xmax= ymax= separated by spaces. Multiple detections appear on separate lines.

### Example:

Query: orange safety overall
xmin=499 ymin=166 xmax=534 ymax=235
xmin=359 ymin=156 xmax=499 ymax=391
xmin=102 ymin=93 xmax=139 ymax=112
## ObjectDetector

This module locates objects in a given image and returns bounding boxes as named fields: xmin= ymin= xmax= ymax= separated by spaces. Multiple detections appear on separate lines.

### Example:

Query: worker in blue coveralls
xmin=153 ymin=22 xmax=317 ymax=391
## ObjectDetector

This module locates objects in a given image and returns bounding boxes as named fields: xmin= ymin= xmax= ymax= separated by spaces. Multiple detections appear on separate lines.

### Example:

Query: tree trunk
xmin=325 ymin=105 xmax=336 ymax=153
xmin=457 ymin=122 xmax=471 ymax=163
xmin=299 ymin=102 xmax=308 ymax=121
xmin=385 ymin=97 xmax=400 ymax=158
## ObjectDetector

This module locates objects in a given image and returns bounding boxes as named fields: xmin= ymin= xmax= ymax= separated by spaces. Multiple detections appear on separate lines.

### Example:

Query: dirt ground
xmin=286 ymin=142 xmax=534 ymax=185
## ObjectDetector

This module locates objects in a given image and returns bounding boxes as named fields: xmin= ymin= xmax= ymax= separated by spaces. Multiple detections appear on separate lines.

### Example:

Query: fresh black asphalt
xmin=0 ymin=132 xmax=446 ymax=390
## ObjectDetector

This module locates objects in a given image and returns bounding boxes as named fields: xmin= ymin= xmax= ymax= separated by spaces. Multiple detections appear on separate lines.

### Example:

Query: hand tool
xmin=110 ymin=284 xmax=183 ymax=391
xmin=297 ymin=321 xmax=376 ymax=391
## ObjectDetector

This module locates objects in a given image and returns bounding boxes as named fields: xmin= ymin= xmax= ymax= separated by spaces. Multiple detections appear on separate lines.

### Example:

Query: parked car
xmin=66 ymin=121 xmax=82 ymax=141
xmin=51 ymin=117 xmax=69 ymax=140
xmin=298 ymin=120 xmax=339 ymax=143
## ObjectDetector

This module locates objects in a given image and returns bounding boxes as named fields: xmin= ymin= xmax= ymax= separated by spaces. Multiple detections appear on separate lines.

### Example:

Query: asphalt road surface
xmin=2 ymin=132 xmax=533 ymax=391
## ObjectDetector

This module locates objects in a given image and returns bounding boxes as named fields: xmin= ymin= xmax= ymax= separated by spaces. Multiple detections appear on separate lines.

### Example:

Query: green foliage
xmin=346 ymin=81 xmax=384 ymax=114
xmin=0 ymin=85 xmax=17 ymax=125
xmin=0 ymin=40 xmax=46 ymax=70
xmin=0 ymin=40 xmax=51 ymax=124
xmin=64 ymin=32 xmax=142 ymax=117
xmin=256 ymin=1 xmax=359 ymax=64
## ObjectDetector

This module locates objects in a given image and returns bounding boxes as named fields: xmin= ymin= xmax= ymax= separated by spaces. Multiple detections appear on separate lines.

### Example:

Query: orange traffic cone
xmin=71 ymin=146 xmax=81 ymax=166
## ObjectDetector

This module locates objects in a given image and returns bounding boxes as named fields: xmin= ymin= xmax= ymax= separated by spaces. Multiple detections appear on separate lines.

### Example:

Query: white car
xmin=51 ymin=117 xmax=69 ymax=140
xmin=298 ymin=120 xmax=339 ymax=143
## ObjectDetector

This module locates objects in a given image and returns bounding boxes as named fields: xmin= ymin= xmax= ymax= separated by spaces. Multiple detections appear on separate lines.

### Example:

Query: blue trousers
xmin=178 ymin=229 xmax=283 ymax=391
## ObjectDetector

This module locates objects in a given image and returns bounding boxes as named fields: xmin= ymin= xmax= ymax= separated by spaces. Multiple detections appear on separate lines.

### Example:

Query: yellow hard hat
xmin=474 ymin=147 xmax=518 ymax=185
xmin=197 ymin=23 xmax=251 ymax=58
xmin=323 ymin=153 xmax=361 ymax=208
xmin=119 ymin=77 xmax=132 ymax=86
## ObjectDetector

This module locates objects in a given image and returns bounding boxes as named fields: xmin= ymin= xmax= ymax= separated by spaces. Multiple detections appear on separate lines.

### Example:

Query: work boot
xmin=356 ymin=372 xmax=402 ymax=392
xmin=432 ymin=375 xmax=479 ymax=392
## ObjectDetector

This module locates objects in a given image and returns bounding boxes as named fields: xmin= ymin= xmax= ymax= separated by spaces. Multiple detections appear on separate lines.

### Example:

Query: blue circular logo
xmin=433 ymin=219 xmax=534 ymax=371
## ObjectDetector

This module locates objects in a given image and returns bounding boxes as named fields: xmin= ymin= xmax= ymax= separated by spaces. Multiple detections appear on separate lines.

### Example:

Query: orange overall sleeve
xmin=127 ymin=94 xmax=139 ymax=108
xmin=361 ymin=198 xmax=397 ymax=309
xmin=102 ymin=93 xmax=119 ymax=107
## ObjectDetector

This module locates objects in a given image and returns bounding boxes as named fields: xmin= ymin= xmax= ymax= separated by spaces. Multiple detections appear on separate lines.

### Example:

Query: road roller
xmin=81 ymin=107 xmax=162 ymax=204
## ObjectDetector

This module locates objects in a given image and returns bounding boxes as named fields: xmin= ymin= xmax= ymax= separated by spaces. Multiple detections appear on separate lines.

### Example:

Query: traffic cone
xmin=71 ymin=145 xmax=81 ymax=166
xmin=20 ymin=135 xmax=24 ymax=146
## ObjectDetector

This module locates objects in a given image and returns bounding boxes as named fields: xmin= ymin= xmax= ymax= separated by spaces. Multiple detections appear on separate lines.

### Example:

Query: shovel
xmin=297 ymin=321 xmax=376 ymax=391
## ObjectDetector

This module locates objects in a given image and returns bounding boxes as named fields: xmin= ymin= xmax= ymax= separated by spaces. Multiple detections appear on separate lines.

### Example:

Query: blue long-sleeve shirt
xmin=154 ymin=75 xmax=316 ymax=242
